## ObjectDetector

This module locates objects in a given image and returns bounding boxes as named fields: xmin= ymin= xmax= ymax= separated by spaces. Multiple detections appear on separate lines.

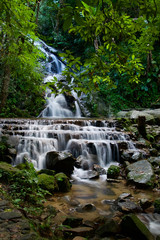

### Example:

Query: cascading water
xmin=36 ymin=40 xmax=81 ymax=118
xmin=0 ymin=119 xmax=137 ymax=176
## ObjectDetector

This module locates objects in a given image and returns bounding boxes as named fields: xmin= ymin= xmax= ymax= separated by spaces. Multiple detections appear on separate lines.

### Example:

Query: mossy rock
xmin=16 ymin=161 xmax=33 ymax=170
xmin=154 ymin=198 xmax=160 ymax=213
xmin=121 ymin=214 xmax=154 ymax=240
xmin=0 ymin=161 xmax=19 ymax=182
xmin=126 ymin=160 xmax=155 ymax=188
xmin=55 ymin=173 xmax=72 ymax=192
xmin=37 ymin=169 xmax=55 ymax=176
xmin=107 ymin=165 xmax=120 ymax=179
xmin=38 ymin=174 xmax=58 ymax=194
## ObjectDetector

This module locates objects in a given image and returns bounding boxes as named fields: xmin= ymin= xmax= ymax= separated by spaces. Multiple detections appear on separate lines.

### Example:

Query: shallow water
xmin=46 ymin=176 xmax=160 ymax=225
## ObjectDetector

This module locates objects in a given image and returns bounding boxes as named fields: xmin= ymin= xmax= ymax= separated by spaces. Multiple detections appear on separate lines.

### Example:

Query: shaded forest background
xmin=0 ymin=0 xmax=160 ymax=118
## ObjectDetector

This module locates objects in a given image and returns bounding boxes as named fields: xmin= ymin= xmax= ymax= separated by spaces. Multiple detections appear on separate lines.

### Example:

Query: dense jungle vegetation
xmin=0 ymin=0 xmax=160 ymax=117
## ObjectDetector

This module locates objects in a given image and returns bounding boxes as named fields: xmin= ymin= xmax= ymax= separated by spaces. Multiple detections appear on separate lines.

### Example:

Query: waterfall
xmin=36 ymin=40 xmax=82 ymax=118
xmin=0 ymin=119 xmax=137 ymax=175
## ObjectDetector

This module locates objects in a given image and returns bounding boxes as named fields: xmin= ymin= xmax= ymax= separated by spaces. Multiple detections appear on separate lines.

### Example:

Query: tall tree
xmin=0 ymin=0 xmax=42 ymax=112
xmin=57 ymin=0 xmax=160 ymax=94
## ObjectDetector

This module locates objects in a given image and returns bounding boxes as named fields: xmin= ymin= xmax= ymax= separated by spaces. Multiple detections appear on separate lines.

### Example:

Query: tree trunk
xmin=0 ymin=64 xmax=11 ymax=112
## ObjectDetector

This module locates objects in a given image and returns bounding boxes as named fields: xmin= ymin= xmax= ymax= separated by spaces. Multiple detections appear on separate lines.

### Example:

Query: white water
xmin=36 ymin=40 xmax=82 ymax=118
xmin=0 ymin=119 xmax=135 ymax=174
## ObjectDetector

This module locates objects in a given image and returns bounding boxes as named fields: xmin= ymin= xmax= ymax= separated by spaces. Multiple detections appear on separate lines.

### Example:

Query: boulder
xmin=117 ymin=110 xmax=155 ymax=123
xmin=55 ymin=173 xmax=72 ymax=192
xmin=38 ymin=173 xmax=58 ymax=193
xmin=46 ymin=151 xmax=76 ymax=176
xmin=116 ymin=199 xmax=142 ymax=213
xmin=107 ymin=165 xmax=120 ymax=179
xmin=121 ymin=214 xmax=154 ymax=240
xmin=120 ymin=149 xmax=144 ymax=163
xmin=0 ymin=161 xmax=19 ymax=182
xmin=96 ymin=219 xmax=120 ymax=237
xmin=126 ymin=160 xmax=155 ymax=188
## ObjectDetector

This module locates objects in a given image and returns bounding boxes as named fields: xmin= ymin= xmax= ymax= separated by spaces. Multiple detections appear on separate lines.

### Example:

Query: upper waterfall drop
xmin=36 ymin=40 xmax=82 ymax=118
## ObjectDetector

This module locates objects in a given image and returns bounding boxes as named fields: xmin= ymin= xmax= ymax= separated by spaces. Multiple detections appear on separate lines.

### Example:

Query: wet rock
xmin=82 ymin=161 xmax=90 ymax=170
xmin=63 ymin=217 xmax=83 ymax=228
xmin=120 ymin=150 xmax=143 ymax=162
xmin=116 ymin=199 xmax=143 ymax=213
xmin=101 ymin=199 xmax=115 ymax=205
xmin=70 ymin=198 xmax=80 ymax=207
xmin=76 ymin=203 xmax=96 ymax=213
xmin=107 ymin=165 xmax=120 ymax=179
xmin=126 ymin=160 xmax=155 ymax=188
xmin=8 ymin=148 xmax=17 ymax=156
xmin=55 ymin=172 xmax=72 ymax=192
xmin=121 ymin=214 xmax=154 ymax=240
xmin=46 ymin=151 xmax=76 ymax=176
xmin=150 ymin=148 xmax=158 ymax=157
xmin=87 ymin=170 xmax=99 ymax=180
xmin=75 ymin=155 xmax=83 ymax=168
xmin=93 ymin=164 xmax=106 ymax=175
xmin=148 ymin=157 xmax=160 ymax=167
xmin=117 ymin=141 xmax=128 ymax=150
xmin=140 ymin=199 xmax=153 ymax=210
xmin=117 ymin=193 xmax=132 ymax=201
xmin=96 ymin=219 xmax=121 ymax=237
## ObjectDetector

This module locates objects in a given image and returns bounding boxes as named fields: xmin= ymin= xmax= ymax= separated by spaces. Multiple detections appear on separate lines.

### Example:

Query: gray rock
xmin=126 ymin=160 xmax=155 ymax=188
xmin=46 ymin=150 xmax=76 ymax=176
xmin=117 ymin=193 xmax=132 ymax=200
xmin=148 ymin=157 xmax=160 ymax=167
xmin=0 ymin=211 xmax=22 ymax=220
xmin=8 ymin=148 xmax=17 ymax=156
xmin=96 ymin=219 xmax=120 ymax=237
xmin=117 ymin=199 xmax=142 ymax=213
xmin=76 ymin=203 xmax=96 ymax=213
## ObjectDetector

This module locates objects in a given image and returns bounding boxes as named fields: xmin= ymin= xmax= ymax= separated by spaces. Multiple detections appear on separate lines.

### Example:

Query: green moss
xmin=154 ymin=198 xmax=160 ymax=213
xmin=37 ymin=169 xmax=55 ymax=176
xmin=55 ymin=173 xmax=72 ymax=192
xmin=0 ymin=161 xmax=19 ymax=182
xmin=121 ymin=214 xmax=154 ymax=240
xmin=16 ymin=161 xmax=32 ymax=170
xmin=107 ymin=165 xmax=120 ymax=179
xmin=38 ymin=174 xmax=58 ymax=194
